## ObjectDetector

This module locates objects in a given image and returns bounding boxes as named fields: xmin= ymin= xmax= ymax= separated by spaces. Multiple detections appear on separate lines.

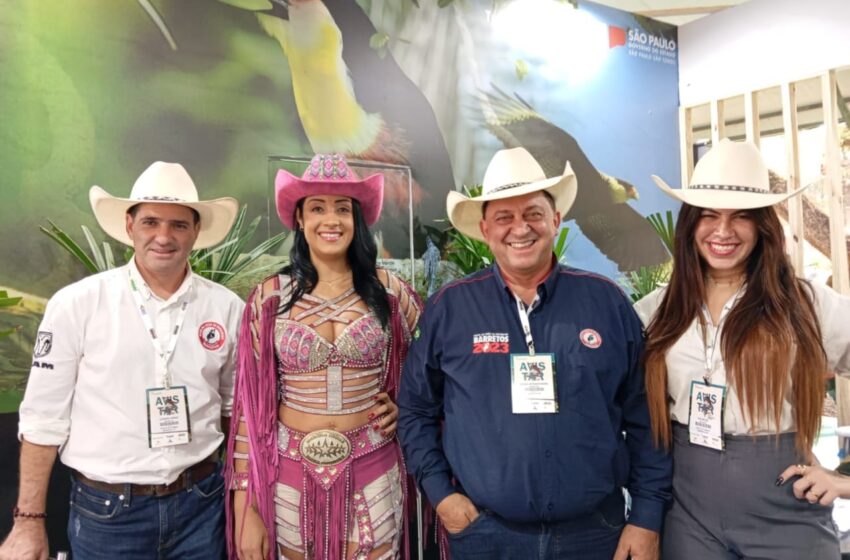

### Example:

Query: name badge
xmin=511 ymin=353 xmax=557 ymax=414
xmin=688 ymin=380 xmax=725 ymax=451
xmin=146 ymin=386 xmax=192 ymax=448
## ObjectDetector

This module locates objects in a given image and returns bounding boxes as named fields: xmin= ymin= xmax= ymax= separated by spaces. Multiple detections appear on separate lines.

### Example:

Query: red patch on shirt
xmin=199 ymin=322 xmax=226 ymax=351
xmin=579 ymin=328 xmax=602 ymax=349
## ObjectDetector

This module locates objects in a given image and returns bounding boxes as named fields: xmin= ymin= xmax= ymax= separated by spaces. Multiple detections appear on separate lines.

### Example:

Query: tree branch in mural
xmin=480 ymin=87 xmax=670 ymax=273
xmin=40 ymin=207 xmax=287 ymax=293
xmin=218 ymin=0 xmax=456 ymax=257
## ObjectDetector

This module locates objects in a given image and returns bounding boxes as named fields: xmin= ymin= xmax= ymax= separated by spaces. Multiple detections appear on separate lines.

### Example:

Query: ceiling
xmin=588 ymin=0 xmax=751 ymax=26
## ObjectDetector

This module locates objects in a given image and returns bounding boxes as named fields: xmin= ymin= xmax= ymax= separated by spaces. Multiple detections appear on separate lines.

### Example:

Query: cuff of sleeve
xmin=420 ymin=473 xmax=456 ymax=509
xmin=627 ymin=497 xmax=665 ymax=533
xmin=18 ymin=428 xmax=68 ymax=447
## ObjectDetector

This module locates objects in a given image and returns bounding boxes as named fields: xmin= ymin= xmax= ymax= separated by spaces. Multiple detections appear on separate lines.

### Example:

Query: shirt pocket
xmin=560 ymin=354 xmax=621 ymax=451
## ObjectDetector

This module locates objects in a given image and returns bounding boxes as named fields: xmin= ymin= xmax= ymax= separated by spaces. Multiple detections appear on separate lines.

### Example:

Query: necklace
xmin=705 ymin=274 xmax=745 ymax=288
xmin=318 ymin=274 xmax=352 ymax=286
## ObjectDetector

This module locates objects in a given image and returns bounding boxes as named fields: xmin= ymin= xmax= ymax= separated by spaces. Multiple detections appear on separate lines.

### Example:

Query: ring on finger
xmin=797 ymin=463 xmax=808 ymax=474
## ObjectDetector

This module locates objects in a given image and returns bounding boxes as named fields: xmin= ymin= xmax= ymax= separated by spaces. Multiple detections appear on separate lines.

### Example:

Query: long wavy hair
xmin=644 ymin=204 xmax=826 ymax=454
xmin=279 ymin=198 xmax=390 ymax=327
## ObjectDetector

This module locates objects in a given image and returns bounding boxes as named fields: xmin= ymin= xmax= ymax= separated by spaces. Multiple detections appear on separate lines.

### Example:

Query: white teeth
xmin=319 ymin=233 xmax=341 ymax=241
xmin=709 ymin=243 xmax=736 ymax=255
xmin=508 ymin=240 xmax=534 ymax=248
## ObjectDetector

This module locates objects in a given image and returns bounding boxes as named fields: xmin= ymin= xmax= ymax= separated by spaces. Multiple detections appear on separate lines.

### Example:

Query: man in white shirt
xmin=0 ymin=162 xmax=243 ymax=560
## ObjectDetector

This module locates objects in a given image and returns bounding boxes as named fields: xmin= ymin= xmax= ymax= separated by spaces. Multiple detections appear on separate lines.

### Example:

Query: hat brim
xmin=89 ymin=186 xmax=239 ymax=250
xmin=274 ymin=169 xmax=384 ymax=230
xmin=650 ymin=175 xmax=810 ymax=210
xmin=447 ymin=162 xmax=577 ymax=242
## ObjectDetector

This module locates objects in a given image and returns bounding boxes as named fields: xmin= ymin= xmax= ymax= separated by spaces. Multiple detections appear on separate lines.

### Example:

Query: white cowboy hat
xmin=651 ymin=138 xmax=808 ymax=209
xmin=89 ymin=161 xmax=238 ymax=250
xmin=447 ymin=147 xmax=577 ymax=242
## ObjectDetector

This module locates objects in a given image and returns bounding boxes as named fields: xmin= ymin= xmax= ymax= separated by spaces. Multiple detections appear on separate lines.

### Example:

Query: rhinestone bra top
xmin=275 ymin=288 xmax=388 ymax=415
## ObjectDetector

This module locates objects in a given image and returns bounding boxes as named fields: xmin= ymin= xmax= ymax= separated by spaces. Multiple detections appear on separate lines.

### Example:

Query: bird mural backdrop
xmin=481 ymin=88 xmax=670 ymax=272
xmin=220 ymin=0 xmax=456 ymax=257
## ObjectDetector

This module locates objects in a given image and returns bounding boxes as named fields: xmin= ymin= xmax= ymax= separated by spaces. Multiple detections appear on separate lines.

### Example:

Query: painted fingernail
xmin=775 ymin=476 xmax=784 ymax=486
xmin=373 ymin=423 xmax=380 ymax=430
xmin=368 ymin=413 xmax=375 ymax=419
xmin=372 ymin=395 xmax=379 ymax=400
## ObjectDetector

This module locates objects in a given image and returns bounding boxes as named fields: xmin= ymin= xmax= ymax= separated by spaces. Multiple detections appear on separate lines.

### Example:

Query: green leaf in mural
xmin=646 ymin=210 xmax=675 ymax=256
xmin=0 ymin=290 xmax=23 ymax=340
xmin=216 ymin=0 xmax=274 ymax=10
xmin=369 ymin=32 xmax=390 ymax=51
xmin=515 ymin=59 xmax=529 ymax=81
xmin=136 ymin=0 xmax=178 ymax=51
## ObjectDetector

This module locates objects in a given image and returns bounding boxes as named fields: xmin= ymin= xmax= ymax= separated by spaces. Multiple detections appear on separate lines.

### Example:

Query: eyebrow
xmin=139 ymin=216 xmax=192 ymax=226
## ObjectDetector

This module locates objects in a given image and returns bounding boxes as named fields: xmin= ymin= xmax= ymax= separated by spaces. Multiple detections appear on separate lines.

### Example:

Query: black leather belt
xmin=73 ymin=459 xmax=217 ymax=497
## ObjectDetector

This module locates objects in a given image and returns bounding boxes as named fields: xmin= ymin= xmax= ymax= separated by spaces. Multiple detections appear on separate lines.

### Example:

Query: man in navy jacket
xmin=398 ymin=148 xmax=671 ymax=559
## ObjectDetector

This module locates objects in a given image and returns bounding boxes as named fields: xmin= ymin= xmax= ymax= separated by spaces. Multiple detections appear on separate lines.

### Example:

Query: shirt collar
xmin=127 ymin=258 xmax=195 ymax=304
xmin=492 ymin=256 xmax=560 ymax=303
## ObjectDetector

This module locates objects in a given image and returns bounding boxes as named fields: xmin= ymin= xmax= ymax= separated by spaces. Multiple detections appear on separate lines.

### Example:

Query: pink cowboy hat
xmin=274 ymin=154 xmax=384 ymax=230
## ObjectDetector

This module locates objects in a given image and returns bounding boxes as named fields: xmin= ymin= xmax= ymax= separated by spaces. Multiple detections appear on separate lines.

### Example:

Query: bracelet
xmin=230 ymin=471 xmax=249 ymax=491
xmin=13 ymin=507 xmax=47 ymax=519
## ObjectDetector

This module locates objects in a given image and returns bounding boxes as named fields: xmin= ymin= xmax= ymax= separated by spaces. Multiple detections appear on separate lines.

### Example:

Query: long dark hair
xmin=279 ymin=198 xmax=390 ymax=327
xmin=644 ymin=204 xmax=826 ymax=454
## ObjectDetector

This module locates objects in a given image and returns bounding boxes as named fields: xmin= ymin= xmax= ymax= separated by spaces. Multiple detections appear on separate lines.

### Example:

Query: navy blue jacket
xmin=397 ymin=263 xmax=672 ymax=532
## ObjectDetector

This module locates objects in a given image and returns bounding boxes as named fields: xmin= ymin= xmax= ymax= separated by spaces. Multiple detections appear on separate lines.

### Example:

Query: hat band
xmin=488 ymin=181 xmax=532 ymax=194
xmin=688 ymin=183 xmax=766 ymax=194
xmin=135 ymin=195 xmax=187 ymax=202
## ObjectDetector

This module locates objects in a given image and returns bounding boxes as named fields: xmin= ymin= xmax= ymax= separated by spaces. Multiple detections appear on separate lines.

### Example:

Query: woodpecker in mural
xmin=482 ymin=88 xmax=670 ymax=272
xmin=220 ymin=0 xmax=455 ymax=256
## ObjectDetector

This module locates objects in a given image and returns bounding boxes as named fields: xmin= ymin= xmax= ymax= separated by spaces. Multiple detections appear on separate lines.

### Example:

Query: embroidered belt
xmin=278 ymin=422 xmax=392 ymax=489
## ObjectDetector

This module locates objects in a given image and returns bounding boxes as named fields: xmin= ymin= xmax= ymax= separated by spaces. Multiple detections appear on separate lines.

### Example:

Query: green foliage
xmin=40 ymin=206 xmax=288 ymax=289
xmin=624 ymin=262 xmax=672 ymax=303
xmin=646 ymin=210 xmax=675 ymax=256
xmin=622 ymin=210 xmax=676 ymax=301
xmin=0 ymin=291 xmax=23 ymax=338
xmin=40 ymin=220 xmax=120 ymax=275
xmin=189 ymin=206 xmax=288 ymax=287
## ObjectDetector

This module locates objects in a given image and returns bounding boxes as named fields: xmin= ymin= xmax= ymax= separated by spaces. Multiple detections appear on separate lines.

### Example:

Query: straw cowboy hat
xmin=274 ymin=153 xmax=384 ymax=230
xmin=447 ymin=147 xmax=577 ymax=242
xmin=651 ymin=138 xmax=809 ymax=209
xmin=89 ymin=161 xmax=238 ymax=250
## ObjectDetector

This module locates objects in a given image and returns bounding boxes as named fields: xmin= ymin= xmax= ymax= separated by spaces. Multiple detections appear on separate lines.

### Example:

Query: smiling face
xmin=694 ymin=208 xmax=758 ymax=278
xmin=479 ymin=191 xmax=560 ymax=281
xmin=125 ymin=203 xmax=200 ymax=281
xmin=297 ymin=195 xmax=355 ymax=263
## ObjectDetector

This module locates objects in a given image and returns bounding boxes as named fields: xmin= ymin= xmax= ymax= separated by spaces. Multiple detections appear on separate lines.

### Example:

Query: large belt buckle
xmin=299 ymin=429 xmax=352 ymax=466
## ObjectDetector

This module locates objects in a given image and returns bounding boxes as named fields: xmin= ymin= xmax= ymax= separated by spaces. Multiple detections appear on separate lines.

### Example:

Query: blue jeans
xmin=67 ymin=466 xmax=225 ymax=560
xmin=448 ymin=493 xmax=625 ymax=560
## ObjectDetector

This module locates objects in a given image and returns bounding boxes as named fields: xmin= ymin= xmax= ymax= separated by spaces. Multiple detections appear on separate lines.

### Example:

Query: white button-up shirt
xmin=635 ymin=281 xmax=850 ymax=435
xmin=19 ymin=259 xmax=243 ymax=484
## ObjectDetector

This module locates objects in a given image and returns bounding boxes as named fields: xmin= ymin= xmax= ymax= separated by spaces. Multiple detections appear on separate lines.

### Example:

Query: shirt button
xmin=545 ymin=450 xmax=552 ymax=458
xmin=547 ymin=503 xmax=554 ymax=511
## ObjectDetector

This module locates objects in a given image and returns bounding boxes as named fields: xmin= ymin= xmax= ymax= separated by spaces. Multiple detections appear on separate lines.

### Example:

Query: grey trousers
xmin=662 ymin=423 xmax=839 ymax=560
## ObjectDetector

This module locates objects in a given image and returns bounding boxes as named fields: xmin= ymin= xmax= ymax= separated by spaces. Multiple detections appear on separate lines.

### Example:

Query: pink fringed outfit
xmin=226 ymin=271 xmax=421 ymax=560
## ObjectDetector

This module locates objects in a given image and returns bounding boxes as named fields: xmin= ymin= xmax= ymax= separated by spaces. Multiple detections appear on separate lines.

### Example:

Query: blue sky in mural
xmin=470 ymin=0 xmax=682 ymax=280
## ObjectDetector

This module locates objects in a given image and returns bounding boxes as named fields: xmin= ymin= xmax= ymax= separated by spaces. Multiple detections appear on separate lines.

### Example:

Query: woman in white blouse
xmin=635 ymin=139 xmax=850 ymax=560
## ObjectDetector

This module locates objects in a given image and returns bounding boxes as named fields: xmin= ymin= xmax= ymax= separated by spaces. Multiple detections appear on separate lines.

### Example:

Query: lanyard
xmin=128 ymin=270 xmax=190 ymax=388
xmin=698 ymin=286 xmax=744 ymax=385
xmin=514 ymin=296 xmax=536 ymax=355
